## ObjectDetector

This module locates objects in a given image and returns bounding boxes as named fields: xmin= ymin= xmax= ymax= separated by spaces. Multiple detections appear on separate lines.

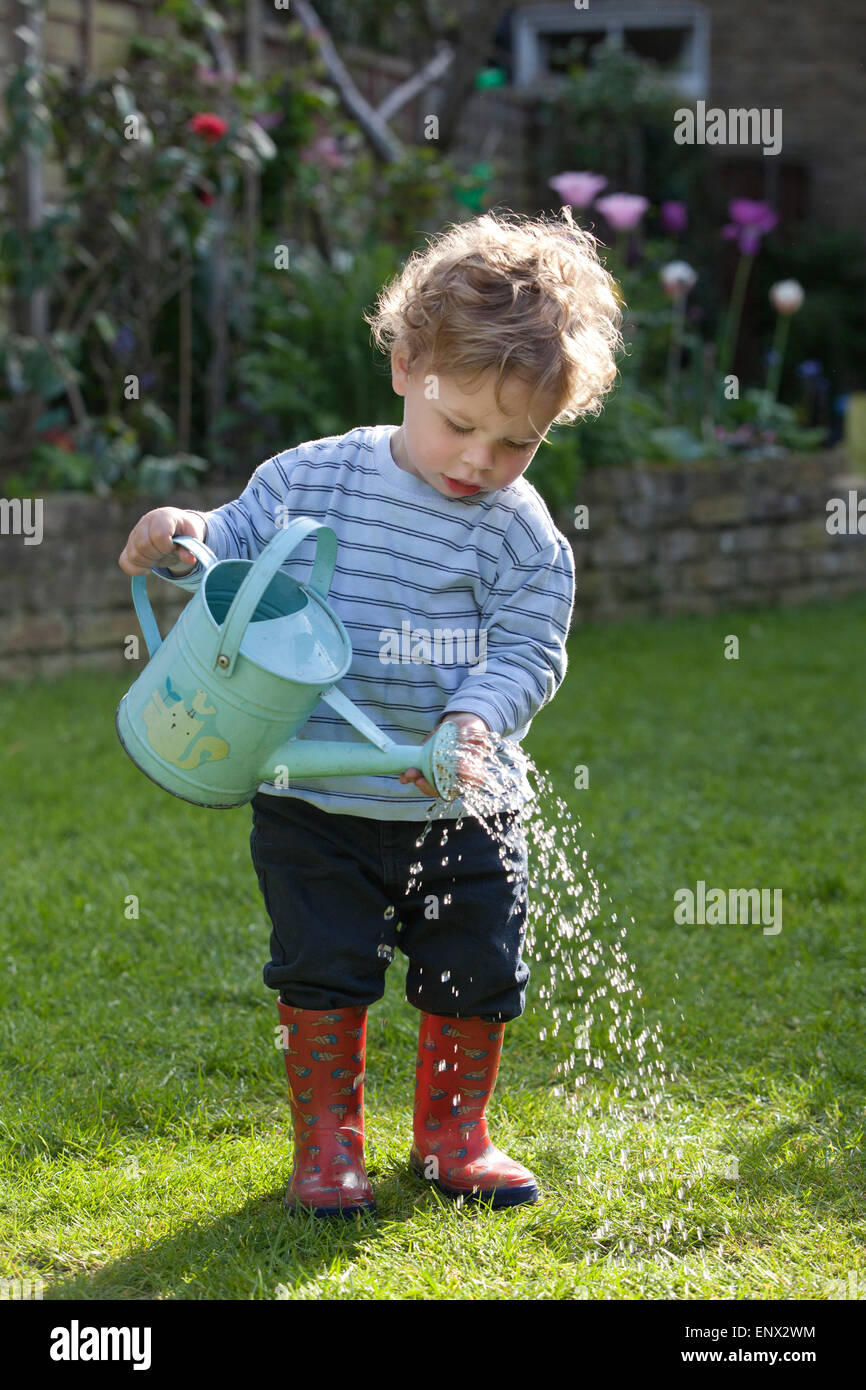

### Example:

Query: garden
xmin=1 ymin=0 xmax=865 ymax=1320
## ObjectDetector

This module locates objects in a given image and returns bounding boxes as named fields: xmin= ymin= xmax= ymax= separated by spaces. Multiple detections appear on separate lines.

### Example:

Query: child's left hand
xmin=399 ymin=712 xmax=490 ymax=799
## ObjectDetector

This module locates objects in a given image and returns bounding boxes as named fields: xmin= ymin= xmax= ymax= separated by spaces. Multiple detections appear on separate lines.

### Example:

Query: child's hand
xmin=119 ymin=508 xmax=206 ymax=576
xmin=399 ymin=712 xmax=491 ymax=799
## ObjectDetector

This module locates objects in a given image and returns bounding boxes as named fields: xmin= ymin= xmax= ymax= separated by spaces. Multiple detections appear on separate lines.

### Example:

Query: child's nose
xmin=460 ymin=444 xmax=495 ymax=474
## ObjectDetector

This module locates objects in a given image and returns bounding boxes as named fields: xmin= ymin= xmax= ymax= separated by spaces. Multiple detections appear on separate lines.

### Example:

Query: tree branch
xmin=291 ymin=0 xmax=405 ymax=162
xmin=375 ymin=42 xmax=454 ymax=124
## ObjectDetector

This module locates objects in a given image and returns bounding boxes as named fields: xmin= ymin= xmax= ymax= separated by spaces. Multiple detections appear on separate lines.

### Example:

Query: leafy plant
xmin=232 ymin=242 xmax=407 ymax=446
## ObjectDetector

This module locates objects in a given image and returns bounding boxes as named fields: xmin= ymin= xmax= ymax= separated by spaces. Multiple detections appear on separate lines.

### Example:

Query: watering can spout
xmin=265 ymin=720 xmax=460 ymax=802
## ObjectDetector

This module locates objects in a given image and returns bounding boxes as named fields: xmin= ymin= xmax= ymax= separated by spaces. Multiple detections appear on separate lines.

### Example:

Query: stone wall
xmin=563 ymin=450 xmax=866 ymax=622
xmin=0 ymin=449 xmax=864 ymax=683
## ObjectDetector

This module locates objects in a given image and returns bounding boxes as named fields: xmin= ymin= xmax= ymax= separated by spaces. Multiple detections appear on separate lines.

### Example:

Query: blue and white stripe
xmin=152 ymin=423 xmax=575 ymax=820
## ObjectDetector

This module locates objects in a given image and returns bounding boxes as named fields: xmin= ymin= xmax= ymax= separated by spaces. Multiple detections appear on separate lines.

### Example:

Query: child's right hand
xmin=118 ymin=507 xmax=206 ymax=576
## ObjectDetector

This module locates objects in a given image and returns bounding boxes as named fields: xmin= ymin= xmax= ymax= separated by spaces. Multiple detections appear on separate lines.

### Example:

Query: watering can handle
xmin=130 ymin=534 xmax=219 ymax=659
xmin=214 ymin=518 xmax=337 ymax=678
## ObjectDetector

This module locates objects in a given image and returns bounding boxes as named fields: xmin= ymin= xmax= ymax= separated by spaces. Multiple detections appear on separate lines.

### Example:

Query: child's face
xmin=389 ymin=347 xmax=559 ymax=500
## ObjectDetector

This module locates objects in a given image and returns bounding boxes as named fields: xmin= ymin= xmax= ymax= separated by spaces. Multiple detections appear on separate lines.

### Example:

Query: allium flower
xmin=659 ymin=260 xmax=698 ymax=299
xmin=595 ymin=193 xmax=650 ymax=231
xmin=112 ymin=324 xmax=136 ymax=356
xmin=769 ymin=279 xmax=805 ymax=315
xmin=796 ymin=359 xmax=822 ymax=379
xmin=548 ymin=171 xmax=608 ymax=208
xmin=660 ymin=200 xmax=688 ymax=235
xmin=188 ymin=112 xmax=229 ymax=143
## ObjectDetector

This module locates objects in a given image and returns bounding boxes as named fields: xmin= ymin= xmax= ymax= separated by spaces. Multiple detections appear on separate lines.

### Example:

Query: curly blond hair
xmin=365 ymin=205 xmax=623 ymax=429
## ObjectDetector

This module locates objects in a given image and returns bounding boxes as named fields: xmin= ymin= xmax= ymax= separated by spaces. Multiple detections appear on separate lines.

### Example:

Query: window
xmin=512 ymin=2 xmax=710 ymax=98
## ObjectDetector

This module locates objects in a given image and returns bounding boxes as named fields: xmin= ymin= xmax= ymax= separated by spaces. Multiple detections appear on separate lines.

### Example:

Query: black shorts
xmin=249 ymin=793 xmax=530 ymax=1022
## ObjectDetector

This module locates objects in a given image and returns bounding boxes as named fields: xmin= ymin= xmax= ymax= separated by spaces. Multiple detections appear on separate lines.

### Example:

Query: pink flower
xmin=299 ymin=135 xmax=346 ymax=169
xmin=727 ymin=198 xmax=778 ymax=233
xmin=595 ymin=193 xmax=650 ymax=232
xmin=660 ymin=200 xmax=688 ymax=235
xmin=548 ymin=171 xmax=608 ymax=208
xmin=721 ymin=199 xmax=778 ymax=255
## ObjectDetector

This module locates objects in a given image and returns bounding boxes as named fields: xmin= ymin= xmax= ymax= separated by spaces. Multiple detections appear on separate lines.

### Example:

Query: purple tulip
xmin=728 ymin=198 xmax=778 ymax=233
xmin=595 ymin=193 xmax=650 ymax=231
xmin=721 ymin=198 xmax=778 ymax=255
xmin=660 ymin=200 xmax=688 ymax=235
xmin=548 ymin=171 xmax=608 ymax=208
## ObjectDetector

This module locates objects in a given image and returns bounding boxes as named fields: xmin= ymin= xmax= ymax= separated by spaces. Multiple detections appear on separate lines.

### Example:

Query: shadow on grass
xmin=45 ymin=1168 xmax=438 ymax=1301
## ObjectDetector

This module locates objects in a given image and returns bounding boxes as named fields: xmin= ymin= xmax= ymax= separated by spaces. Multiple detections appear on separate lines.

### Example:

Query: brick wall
xmin=1 ymin=450 xmax=864 ymax=683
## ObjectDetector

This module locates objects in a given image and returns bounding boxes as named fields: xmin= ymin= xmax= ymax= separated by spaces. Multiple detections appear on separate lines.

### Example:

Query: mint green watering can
xmin=114 ymin=518 xmax=460 ymax=808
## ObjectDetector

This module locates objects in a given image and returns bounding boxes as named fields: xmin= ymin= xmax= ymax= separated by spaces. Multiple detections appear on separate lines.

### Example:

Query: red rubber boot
xmin=277 ymin=1000 xmax=375 ymax=1217
xmin=409 ymin=1012 xmax=539 ymax=1209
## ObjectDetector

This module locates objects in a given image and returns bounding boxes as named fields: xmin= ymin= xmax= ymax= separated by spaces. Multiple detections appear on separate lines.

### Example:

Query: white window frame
xmin=512 ymin=2 xmax=710 ymax=99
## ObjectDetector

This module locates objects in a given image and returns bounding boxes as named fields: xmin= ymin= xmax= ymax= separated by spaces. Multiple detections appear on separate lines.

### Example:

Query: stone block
xmin=779 ymin=519 xmax=835 ymax=550
xmin=679 ymin=559 xmax=740 ymax=591
xmin=569 ymin=539 xmax=589 ymax=572
xmin=26 ymin=566 xmax=140 ymax=612
xmin=777 ymin=583 xmax=835 ymax=606
xmin=806 ymin=548 xmax=866 ymax=578
xmin=658 ymin=591 xmax=718 ymax=617
xmin=574 ymin=570 xmax=615 ymax=602
xmin=0 ymin=656 xmax=39 ymax=685
xmin=71 ymin=610 xmax=143 ymax=651
xmin=745 ymin=553 xmax=804 ymax=586
xmin=619 ymin=500 xmax=656 ymax=529
xmin=617 ymin=567 xmax=665 ymax=599
xmin=690 ymin=493 xmax=748 ymax=526
xmin=0 ymin=575 xmax=27 ymax=614
xmin=35 ymin=649 xmax=127 ymax=681
xmin=580 ymin=469 xmax=635 ymax=502
xmin=586 ymin=529 xmax=651 ymax=568
xmin=656 ymin=529 xmax=700 ymax=564
xmin=746 ymin=489 xmax=807 ymax=523
xmin=721 ymin=588 xmax=770 ymax=610
xmin=580 ymin=503 xmax=616 ymax=532
xmin=0 ymin=614 xmax=70 ymax=656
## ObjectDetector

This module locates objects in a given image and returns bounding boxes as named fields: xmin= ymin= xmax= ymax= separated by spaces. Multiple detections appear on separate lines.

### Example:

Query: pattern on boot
xmin=410 ymin=1012 xmax=539 ymax=1208
xmin=277 ymin=1001 xmax=374 ymax=1215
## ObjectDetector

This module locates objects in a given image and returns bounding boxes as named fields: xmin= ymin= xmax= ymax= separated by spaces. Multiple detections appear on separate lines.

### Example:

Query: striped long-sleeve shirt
xmin=152 ymin=423 xmax=576 ymax=820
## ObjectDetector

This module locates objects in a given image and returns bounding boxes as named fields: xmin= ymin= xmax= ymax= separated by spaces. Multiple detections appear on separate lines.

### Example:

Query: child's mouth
xmin=443 ymin=476 xmax=482 ymax=495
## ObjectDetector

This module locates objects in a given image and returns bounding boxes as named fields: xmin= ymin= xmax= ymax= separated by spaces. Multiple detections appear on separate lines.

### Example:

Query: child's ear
xmin=390 ymin=342 xmax=411 ymax=395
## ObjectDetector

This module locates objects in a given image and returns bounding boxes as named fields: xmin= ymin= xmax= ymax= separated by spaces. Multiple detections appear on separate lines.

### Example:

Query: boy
xmin=118 ymin=207 xmax=621 ymax=1215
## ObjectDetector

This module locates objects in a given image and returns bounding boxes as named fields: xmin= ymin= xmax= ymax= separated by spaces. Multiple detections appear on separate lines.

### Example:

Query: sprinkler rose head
xmin=430 ymin=720 xmax=462 ymax=801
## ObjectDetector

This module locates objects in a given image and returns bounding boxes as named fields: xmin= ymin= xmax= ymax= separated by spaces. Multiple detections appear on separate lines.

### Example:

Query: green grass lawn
xmin=1 ymin=594 xmax=865 ymax=1301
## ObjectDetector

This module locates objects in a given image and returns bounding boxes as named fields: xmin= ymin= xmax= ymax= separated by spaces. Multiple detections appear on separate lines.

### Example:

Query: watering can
xmin=114 ymin=518 xmax=460 ymax=808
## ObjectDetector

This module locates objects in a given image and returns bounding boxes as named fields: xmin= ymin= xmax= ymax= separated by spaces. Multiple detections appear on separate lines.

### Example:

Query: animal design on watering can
xmin=115 ymin=516 xmax=460 ymax=808
xmin=141 ymin=676 xmax=230 ymax=770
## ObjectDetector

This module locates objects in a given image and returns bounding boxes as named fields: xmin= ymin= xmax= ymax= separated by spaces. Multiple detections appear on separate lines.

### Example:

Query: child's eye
xmin=445 ymin=419 xmax=528 ymax=452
